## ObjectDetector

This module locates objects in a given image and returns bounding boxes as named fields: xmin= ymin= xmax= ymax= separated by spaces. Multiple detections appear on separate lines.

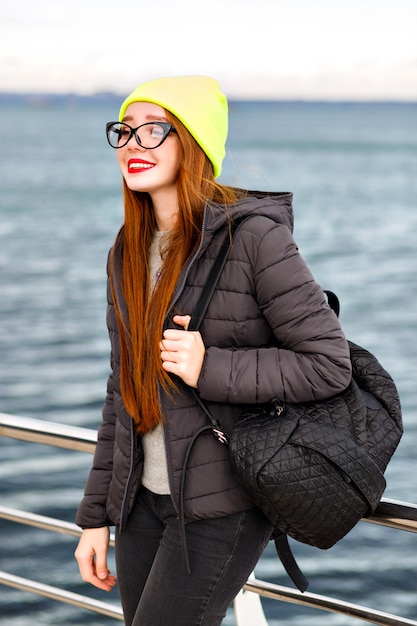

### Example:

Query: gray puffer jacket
xmin=76 ymin=191 xmax=352 ymax=531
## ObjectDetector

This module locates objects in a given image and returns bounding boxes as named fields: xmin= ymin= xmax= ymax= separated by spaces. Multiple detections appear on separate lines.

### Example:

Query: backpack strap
xmin=324 ymin=289 xmax=340 ymax=317
xmin=188 ymin=216 xmax=254 ymax=332
xmin=273 ymin=530 xmax=309 ymax=592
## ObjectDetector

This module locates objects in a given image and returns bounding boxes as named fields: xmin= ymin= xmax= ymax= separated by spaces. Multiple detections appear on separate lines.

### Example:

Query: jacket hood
xmin=109 ymin=189 xmax=294 ymax=331
xmin=204 ymin=189 xmax=294 ymax=235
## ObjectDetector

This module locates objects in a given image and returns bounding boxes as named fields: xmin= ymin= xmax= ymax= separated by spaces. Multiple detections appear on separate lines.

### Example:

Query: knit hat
xmin=118 ymin=75 xmax=228 ymax=178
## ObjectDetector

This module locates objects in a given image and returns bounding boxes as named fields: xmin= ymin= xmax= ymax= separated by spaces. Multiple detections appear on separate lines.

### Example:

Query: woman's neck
xmin=151 ymin=189 xmax=179 ymax=231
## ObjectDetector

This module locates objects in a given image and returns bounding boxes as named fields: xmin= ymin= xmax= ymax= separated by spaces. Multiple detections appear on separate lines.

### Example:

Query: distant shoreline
xmin=0 ymin=92 xmax=416 ymax=106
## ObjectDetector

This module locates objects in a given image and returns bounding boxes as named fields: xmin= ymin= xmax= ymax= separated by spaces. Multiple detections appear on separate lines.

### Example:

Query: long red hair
xmin=109 ymin=110 xmax=240 ymax=433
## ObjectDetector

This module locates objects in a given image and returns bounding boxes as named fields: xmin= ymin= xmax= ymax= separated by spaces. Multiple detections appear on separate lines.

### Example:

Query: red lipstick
xmin=128 ymin=158 xmax=155 ymax=174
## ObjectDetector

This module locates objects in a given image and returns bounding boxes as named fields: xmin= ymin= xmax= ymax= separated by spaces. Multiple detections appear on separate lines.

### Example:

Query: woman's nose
xmin=127 ymin=134 xmax=147 ymax=151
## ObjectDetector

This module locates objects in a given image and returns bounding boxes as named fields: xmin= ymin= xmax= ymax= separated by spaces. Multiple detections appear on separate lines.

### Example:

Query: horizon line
xmin=0 ymin=91 xmax=416 ymax=105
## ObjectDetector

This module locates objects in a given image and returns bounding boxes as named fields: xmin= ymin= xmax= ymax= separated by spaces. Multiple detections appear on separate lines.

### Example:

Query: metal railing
xmin=1 ymin=411 xmax=417 ymax=626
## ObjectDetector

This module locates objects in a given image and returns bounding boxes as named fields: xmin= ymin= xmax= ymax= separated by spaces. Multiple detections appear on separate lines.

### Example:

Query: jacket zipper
xmin=110 ymin=247 xmax=136 ymax=531
xmin=159 ymin=208 xmax=219 ymax=570
xmin=117 ymin=207 xmax=213 ymax=530
xmin=119 ymin=417 xmax=136 ymax=530
xmin=158 ymin=206 xmax=211 ymax=510
xmin=165 ymin=207 xmax=209 ymax=321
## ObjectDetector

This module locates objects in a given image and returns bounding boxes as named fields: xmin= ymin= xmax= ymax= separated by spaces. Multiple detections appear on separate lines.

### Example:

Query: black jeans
xmin=115 ymin=487 xmax=273 ymax=626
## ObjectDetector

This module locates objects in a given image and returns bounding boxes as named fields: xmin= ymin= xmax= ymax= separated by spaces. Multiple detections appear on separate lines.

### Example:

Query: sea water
xmin=0 ymin=98 xmax=416 ymax=625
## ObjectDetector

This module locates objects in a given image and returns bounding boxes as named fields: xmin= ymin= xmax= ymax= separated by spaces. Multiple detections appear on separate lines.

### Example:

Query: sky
xmin=1 ymin=0 xmax=416 ymax=101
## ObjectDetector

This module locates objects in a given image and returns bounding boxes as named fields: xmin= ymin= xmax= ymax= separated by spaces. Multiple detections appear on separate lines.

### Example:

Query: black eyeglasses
xmin=106 ymin=121 xmax=177 ymax=149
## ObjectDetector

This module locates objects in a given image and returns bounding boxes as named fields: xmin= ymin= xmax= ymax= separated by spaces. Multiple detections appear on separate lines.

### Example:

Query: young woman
xmin=75 ymin=75 xmax=352 ymax=626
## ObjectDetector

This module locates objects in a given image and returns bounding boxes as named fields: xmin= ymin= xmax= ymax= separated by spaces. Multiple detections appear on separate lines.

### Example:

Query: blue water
xmin=1 ymin=99 xmax=416 ymax=625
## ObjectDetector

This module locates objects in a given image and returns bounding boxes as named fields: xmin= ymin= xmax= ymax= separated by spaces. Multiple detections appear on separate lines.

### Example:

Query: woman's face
xmin=116 ymin=101 xmax=181 ymax=204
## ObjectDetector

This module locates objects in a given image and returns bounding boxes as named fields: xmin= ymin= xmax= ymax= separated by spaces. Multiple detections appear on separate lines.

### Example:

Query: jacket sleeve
xmin=75 ymin=368 xmax=117 ymax=528
xmin=197 ymin=219 xmax=352 ymax=405
xmin=75 ymin=280 xmax=117 ymax=529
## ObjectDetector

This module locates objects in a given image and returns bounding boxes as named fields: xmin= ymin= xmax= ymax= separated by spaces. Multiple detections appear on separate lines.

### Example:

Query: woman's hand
xmin=74 ymin=527 xmax=117 ymax=592
xmin=160 ymin=314 xmax=205 ymax=387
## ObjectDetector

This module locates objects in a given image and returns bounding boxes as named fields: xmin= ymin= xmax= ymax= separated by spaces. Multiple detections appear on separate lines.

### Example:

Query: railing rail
xmin=0 ymin=570 xmax=124 ymax=621
xmin=1 ymin=411 xmax=417 ymax=626
xmin=0 ymin=411 xmax=97 ymax=452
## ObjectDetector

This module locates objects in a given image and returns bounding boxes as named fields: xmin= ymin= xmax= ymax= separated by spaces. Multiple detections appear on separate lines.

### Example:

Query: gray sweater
xmin=142 ymin=231 xmax=171 ymax=495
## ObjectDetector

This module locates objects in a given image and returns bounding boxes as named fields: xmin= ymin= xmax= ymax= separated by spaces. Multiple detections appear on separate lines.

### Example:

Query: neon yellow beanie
xmin=118 ymin=75 xmax=228 ymax=178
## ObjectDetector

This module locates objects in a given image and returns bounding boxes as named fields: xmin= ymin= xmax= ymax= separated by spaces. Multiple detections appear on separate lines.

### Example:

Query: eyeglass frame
xmin=105 ymin=121 xmax=177 ymax=149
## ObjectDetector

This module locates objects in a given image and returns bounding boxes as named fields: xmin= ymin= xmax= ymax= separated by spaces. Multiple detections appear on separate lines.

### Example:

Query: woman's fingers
xmin=74 ymin=527 xmax=117 ymax=592
xmin=160 ymin=318 xmax=205 ymax=387
xmin=173 ymin=314 xmax=191 ymax=330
